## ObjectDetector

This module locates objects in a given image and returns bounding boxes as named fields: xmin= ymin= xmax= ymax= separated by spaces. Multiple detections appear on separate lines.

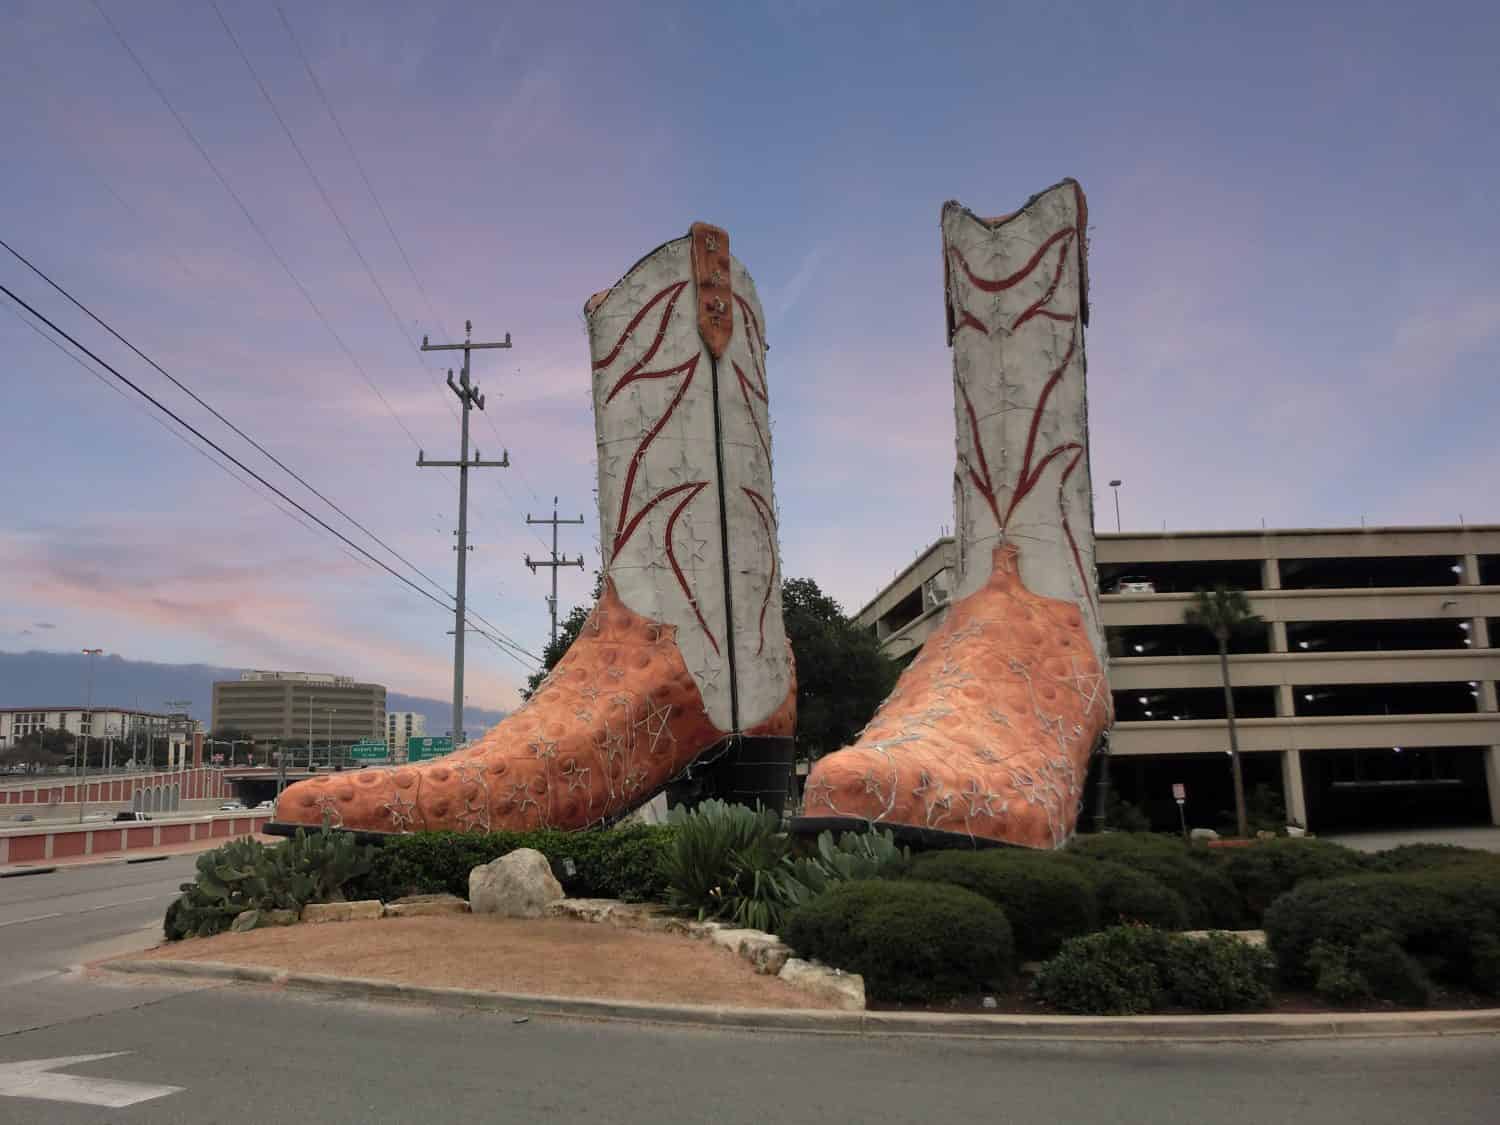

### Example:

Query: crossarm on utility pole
xmin=525 ymin=498 xmax=587 ymax=648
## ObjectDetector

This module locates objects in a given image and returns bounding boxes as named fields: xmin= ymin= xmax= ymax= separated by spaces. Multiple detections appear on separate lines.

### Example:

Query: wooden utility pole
xmin=525 ymin=498 xmax=585 ymax=648
xmin=419 ymin=320 xmax=511 ymax=745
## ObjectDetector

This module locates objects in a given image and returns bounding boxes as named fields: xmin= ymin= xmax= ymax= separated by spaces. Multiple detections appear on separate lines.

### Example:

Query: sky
xmin=2 ymin=0 xmax=1497 ymax=711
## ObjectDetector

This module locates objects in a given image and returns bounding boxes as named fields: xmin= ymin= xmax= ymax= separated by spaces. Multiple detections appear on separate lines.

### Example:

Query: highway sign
xmin=407 ymin=736 xmax=453 ymax=762
xmin=350 ymin=740 xmax=388 ymax=762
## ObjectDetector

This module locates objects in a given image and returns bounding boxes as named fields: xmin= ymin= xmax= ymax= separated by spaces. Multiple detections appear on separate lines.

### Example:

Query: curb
xmin=0 ymin=865 xmax=56 ymax=879
xmin=101 ymin=959 xmax=1500 ymax=1041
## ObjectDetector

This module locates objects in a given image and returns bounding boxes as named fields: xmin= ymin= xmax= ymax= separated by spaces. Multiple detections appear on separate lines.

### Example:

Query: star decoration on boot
xmin=578 ymin=683 xmax=601 ymax=703
xmin=315 ymin=794 xmax=343 ymax=828
xmin=382 ymin=794 xmax=418 ymax=832
xmin=528 ymin=737 xmax=559 ymax=762
xmin=961 ymin=778 xmax=1002 ymax=818
xmin=638 ymin=698 xmax=676 ymax=757
xmin=565 ymin=764 xmax=592 ymax=794
xmin=803 ymin=776 xmax=835 ymax=809
xmin=925 ymin=792 xmax=955 ymax=828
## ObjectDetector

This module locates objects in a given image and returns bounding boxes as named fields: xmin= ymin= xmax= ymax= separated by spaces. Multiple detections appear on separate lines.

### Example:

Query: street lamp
xmin=1108 ymin=480 xmax=1123 ymax=533
xmin=78 ymin=648 xmax=103 ymax=823
xmin=326 ymin=708 xmax=337 ymax=770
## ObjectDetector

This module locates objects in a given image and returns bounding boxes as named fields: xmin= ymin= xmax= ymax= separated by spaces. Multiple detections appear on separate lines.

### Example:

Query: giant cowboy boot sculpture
xmin=274 ymin=224 xmax=794 ymax=833
xmin=799 ymin=180 xmax=1110 ymax=848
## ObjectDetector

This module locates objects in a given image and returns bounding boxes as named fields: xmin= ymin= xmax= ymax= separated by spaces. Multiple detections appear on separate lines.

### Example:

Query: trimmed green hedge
xmin=909 ymin=849 xmax=1096 ymax=959
xmin=1221 ymin=838 xmax=1367 ymax=921
xmin=348 ymin=825 xmax=676 ymax=904
xmin=783 ymin=880 xmax=1014 ymax=1003
xmin=1086 ymin=861 xmax=1191 ymax=931
xmin=1363 ymin=844 xmax=1500 ymax=874
xmin=1034 ymin=926 xmax=1274 ymax=1015
xmin=1066 ymin=833 xmax=1243 ymax=929
xmin=1264 ymin=865 xmax=1500 ymax=999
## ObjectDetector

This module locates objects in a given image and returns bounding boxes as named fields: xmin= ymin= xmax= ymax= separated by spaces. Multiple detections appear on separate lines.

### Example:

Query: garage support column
xmin=1276 ymin=683 xmax=1296 ymax=718
xmin=1262 ymin=557 xmax=1281 ymax=590
xmin=1270 ymin=620 xmax=1288 ymax=653
xmin=1485 ymin=748 xmax=1500 ymax=828
xmin=1282 ymin=749 xmax=1308 ymax=829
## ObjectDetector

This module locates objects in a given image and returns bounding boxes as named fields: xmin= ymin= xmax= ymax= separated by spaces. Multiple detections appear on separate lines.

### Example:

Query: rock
xmin=469 ymin=848 xmax=564 ymax=918
xmin=777 ymin=958 xmax=865 ymax=1011
xmin=262 ymin=909 xmax=299 ymax=927
xmin=1189 ymin=828 xmax=1220 ymax=841
xmin=231 ymin=909 xmax=260 ymax=933
xmin=302 ymin=900 xmax=383 ymax=924
xmin=981 ymin=996 xmax=999 ymax=1010
xmin=548 ymin=898 xmax=619 ymax=924
xmin=708 ymin=927 xmax=792 ymax=975
xmin=384 ymin=894 xmax=469 ymax=918
xmin=1180 ymin=929 xmax=1267 ymax=946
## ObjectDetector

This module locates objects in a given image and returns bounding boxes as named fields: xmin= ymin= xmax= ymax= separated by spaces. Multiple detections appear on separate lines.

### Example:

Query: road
xmin=0 ymin=855 xmax=195 ymax=1036
xmin=0 ymin=861 xmax=1497 ymax=1123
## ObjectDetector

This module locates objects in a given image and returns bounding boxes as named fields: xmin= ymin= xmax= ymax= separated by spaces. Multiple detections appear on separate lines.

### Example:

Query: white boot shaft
xmin=586 ymin=226 xmax=790 ymax=733
xmin=942 ymin=180 xmax=1104 ymax=662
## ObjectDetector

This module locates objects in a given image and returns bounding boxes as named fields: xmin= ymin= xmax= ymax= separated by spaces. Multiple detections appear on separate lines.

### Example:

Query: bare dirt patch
xmin=125 ymin=914 xmax=835 ymax=1009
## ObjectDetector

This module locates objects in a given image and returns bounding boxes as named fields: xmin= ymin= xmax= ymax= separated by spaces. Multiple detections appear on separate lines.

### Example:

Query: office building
xmin=211 ymin=671 xmax=385 ymax=751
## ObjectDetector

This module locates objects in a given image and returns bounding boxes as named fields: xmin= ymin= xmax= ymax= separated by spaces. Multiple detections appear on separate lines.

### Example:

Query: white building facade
xmin=385 ymin=711 xmax=427 ymax=761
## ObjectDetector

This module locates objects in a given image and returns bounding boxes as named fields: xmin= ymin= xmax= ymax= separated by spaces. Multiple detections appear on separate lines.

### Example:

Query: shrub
xmin=1088 ymin=862 xmax=1191 ymax=931
xmin=784 ymin=880 xmax=1014 ymax=1002
xmin=165 ymin=828 xmax=373 ymax=940
xmin=909 ymin=849 xmax=1095 ymax=959
xmin=1222 ymin=838 xmax=1367 ymax=922
xmin=662 ymin=800 xmax=796 ymax=931
xmin=1470 ymin=934 xmax=1500 ymax=996
xmin=1365 ymin=844 xmax=1500 ymax=874
xmin=1066 ymin=833 xmax=1243 ymax=929
xmin=350 ymin=825 xmax=676 ymax=904
xmin=1165 ymin=933 xmax=1276 ymax=1011
xmin=1349 ymin=931 xmax=1432 ymax=1007
xmin=1033 ymin=926 xmax=1170 ymax=1014
xmin=1264 ymin=866 xmax=1500 ymax=996
xmin=1308 ymin=940 xmax=1372 ymax=1005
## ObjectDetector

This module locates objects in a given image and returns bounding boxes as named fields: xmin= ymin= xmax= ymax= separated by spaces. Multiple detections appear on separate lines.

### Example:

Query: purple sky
xmin=3 ymin=0 xmax=1497 ymax=709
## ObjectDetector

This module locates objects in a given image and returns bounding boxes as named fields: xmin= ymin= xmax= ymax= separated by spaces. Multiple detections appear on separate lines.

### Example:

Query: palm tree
xmin=1184 ymin=586 xmax=1262 ymax=838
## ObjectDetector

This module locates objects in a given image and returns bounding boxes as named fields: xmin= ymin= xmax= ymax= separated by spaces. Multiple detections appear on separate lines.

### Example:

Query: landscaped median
xmin=124 ymin=806 xmax=1500 ymax=1037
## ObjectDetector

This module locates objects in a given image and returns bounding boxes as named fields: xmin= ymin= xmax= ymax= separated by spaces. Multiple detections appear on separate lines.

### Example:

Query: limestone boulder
xmin=778 ymin=958 xmax=865 ymax=1011
xmin=469 ymin=848 xmax=564 ymax=918
xmin=302 ymin=900 xmax=382 ymax=924
xmin=384 ymin=894 xmax=470 ymax=918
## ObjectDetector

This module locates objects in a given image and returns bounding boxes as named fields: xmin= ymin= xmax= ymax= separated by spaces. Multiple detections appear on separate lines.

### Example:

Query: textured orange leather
xmin=275 ymin=580 xmax=795 ymax=834
xmin=801 ymin=544 xmax=1109 ymax=848
xmin=689 ymin=221 xmax=733 ymax=358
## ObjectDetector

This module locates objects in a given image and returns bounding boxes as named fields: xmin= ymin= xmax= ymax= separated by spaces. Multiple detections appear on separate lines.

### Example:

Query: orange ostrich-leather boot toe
xmin=799 ymin=180 xmax=1111 ymax=848
xmin=275 ymin=223 xmax=794 ymax=834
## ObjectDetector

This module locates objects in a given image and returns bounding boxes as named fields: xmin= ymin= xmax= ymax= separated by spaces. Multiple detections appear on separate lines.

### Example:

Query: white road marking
xmin=0 ymin=893 xmax=170 ymax=930
xmin=0 ymin=1052 xmax=182 ymax=1108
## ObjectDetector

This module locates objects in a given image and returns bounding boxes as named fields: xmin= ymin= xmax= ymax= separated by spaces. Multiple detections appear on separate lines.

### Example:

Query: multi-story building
xmin=385 ymin=711 xmax=427 ymax=762
xmin=0 ymin=707 xmax=171 ymax=757
xmin=853 ymin=524 xmax=1500 ymax=834
xmin=211 ymin=671 xmax=385 ymax=751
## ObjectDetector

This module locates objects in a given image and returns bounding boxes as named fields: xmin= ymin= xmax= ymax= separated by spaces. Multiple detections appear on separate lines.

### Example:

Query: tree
xmin=1184 ymin=585 xmax=1262 ymax=838
xmin=1 ymin=728 xmax=74 ymax=774
xmin=517 ymin=574 xmax=899 ymax=760
xmin=781 ymin=577 xmax=900 ymax=760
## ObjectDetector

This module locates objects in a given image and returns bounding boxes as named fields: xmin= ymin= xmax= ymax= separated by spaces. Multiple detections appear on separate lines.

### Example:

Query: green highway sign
xmin=406 ymin=736 xmax=453 ymax=763
xmin=350 ymin=739 xmax=389 ymax=762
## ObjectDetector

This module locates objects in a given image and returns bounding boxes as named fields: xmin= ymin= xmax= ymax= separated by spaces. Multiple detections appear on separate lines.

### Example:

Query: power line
xmin=0 ymin=279 xmax=538 ymax=669
xmin=3 ymin=301 xmax=375 ymax=575
xmin=0 ymin=235 xmax=452 ymax=604
xmin=89 ymin=0 xmax=426 ymax=454
xmin=269 ymin=4 xmax=551 ymax=520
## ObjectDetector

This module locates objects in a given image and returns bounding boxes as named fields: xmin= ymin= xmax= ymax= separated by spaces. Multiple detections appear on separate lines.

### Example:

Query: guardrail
xmin=0 ymin=810 xmax=271 ymax=866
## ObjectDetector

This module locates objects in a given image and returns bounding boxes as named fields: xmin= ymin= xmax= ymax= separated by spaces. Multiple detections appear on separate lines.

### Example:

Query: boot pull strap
xmin=689 ymin=222 xmax=733 ymax=359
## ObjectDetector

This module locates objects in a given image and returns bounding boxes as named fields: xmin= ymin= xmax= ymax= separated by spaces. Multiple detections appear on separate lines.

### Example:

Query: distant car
xmin=82 ymin=812 xmax=111 ymax=822
xmin=14 ymin=813 xmax=35 ymax=822
xmin=113 ymin=811 xmax=151 ymax=822
xmin=219 ymin=801 xmax=246 ymax=811
xmin=256 ymin=800 xmax=275 ymax=810
xmin=1114 ymin=577 xmax=1157 ymax=594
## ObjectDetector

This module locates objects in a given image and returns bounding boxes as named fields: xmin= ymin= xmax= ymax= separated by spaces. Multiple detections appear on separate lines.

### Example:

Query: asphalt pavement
xmin=1 ymin=859 xmax=1498 ymax=1123
xmin=0 ymin=854 xmax=196 ymax=1036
